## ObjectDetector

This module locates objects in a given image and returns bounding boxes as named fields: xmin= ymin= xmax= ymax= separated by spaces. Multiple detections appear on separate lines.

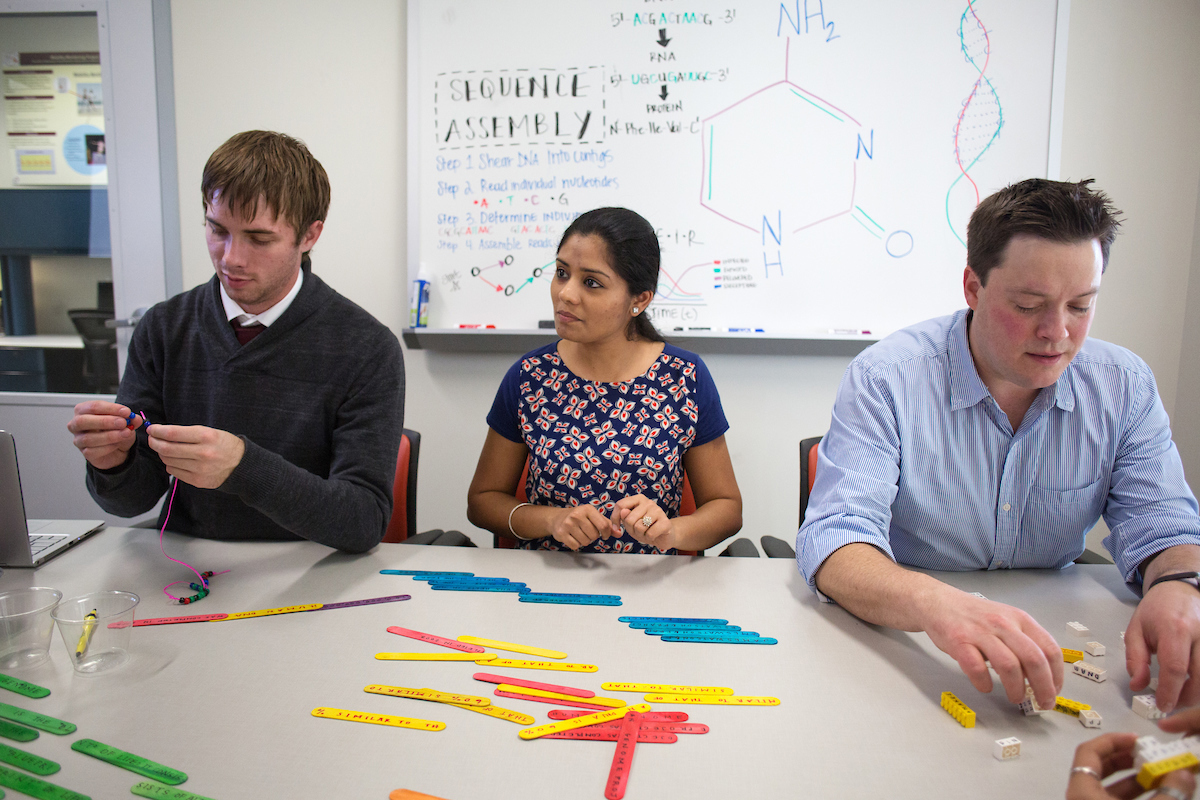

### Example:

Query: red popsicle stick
xmin=606 ymin=710 xmax=643 ymax=800
xmin=387 ymin=626 xmax=485 ymax=653
xmin=472 ymin=672 xmax=595 ymax=698
xmin=494 ymin=689 xmax=616 ymax=712
xmin=548 ymin=709 xmax=687 ymax=722
xmin=544 ymin=728 xmax=676 ymax=744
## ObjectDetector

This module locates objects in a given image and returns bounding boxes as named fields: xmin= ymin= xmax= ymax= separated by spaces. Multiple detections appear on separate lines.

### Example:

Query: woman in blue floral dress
xmin=467 ymin=207 xmax=742 ymax=554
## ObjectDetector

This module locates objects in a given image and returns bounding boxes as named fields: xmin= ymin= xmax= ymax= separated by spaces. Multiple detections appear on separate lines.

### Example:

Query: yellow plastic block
xmin=498 ymin=684 xmax=626 ymax=708
xmin=1137 ymin=752 xmax=1200 ymax=790
xmin=940 ymin=691 xmax=976 ymax=728
xmin=1054 ymin=696 xmax=1092 ymax=717
xmin=1061 ymin=648 xmax=1085 ymax=663
xmin=457 ymin=635 xmax=567 ymax=660
xmin=519 ymin=703 xmax=651 ymax=740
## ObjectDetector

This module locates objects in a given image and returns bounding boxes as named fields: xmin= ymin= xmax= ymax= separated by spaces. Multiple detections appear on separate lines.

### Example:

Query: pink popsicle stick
xmin=494 ymin=690 xmax=617 ymax=712
xmin=606 ymin=711 xmax=643 ymax=800
xmin=562 ymin=721 xmax=710 ymax=735
xmin=548 ymin=709 xmax=687 ymax=722
xmin=472 ymin=672 xmax=595 ymax=698
xmin=544 ymin=728 xmax=676 ymax=744
xmin=387 ymin=626 xmax=485 ymax=653
xmin=108 ymin=612 xmax=229 ymax=628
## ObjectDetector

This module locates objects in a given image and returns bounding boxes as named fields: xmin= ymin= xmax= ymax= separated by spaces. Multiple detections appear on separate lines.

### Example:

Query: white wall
xmin=24 ymin=0 xmax=1187 ymax=549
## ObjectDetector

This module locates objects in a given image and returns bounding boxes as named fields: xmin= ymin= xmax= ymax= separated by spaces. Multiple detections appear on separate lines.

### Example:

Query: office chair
xmin=383 ymin=429 xmax=474 ymax=546
xmin=797 ymin=436 xmax=823 ymax=528
xmin=67 ymin=309 xmax=119 ymax=393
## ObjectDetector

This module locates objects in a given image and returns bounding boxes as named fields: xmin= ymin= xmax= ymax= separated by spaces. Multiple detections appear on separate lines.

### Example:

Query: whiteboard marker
xmin=829 ymin=328 xmax=871 ymax=335
xmin=459 ymin=324 xmax=497 ymax=329
xmin=726 ymin=327 xmax=764 ymax=333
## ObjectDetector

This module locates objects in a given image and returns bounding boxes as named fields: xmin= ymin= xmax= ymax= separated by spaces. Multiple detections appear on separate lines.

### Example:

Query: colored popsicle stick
xmin=518 ymin=593 xmax=622 ymax=606
xmin=376 ymin=652 xmax=496 ymax=662
xmin=0 ymin=704 xmax=74 ymax=735
xmin=0 ymin=763 xmax=87 ymax=800
xmin=131 ymin=780 xmax=216 ymax=800
xmin=311 ymin=707 xmax=444 ymax=731
xmin=519 ymin=704 xmax=652 ymax=740
xmin=0 ymin=675 xmax=49 ymax=699
xmin=458 ymin=636 xmax=566 ymax=660
xmin=320 ymin=594 xmax=411 ymax=610
xmin=606 ymin=711 xmax=643 ymax=800
xmin=548 ymin=709 xmax=688 ymax=722
xmin=660 ymin=635 xmax=777 ymax=644
xmin=0 ymin=742 xmax=58 ymax=774
xmin=0 ymin=719 xmax=37 ymax=742
xmin=618 ymin=617 xmax=727 ymax=624
xmin=628 ymin=621 xmax=737 ymax=630
xmin=643 ymin=627 xmax=746 ymax=635
xmin=380 ymin=570 xmax=474 ymax=576
xmin=473 ymin=673 xmax=595 ymax=698
xmin=218 ymin=603 xmax=322 ymax=621
xmin=389 ymin=790 xmax=451 ymax=800
xmin=642 ymin=694 xmax=780 ymax=706
xmin=497 ymin=684 xmax=623 ymax=708
xmin=601 ymin=683 xmax=732 ymax=696
xmin=482 ymin=658 xmax=596 ymax=672
xmin=443 ymin=702 xmax=535 ymax=725
xmin=423 ymin=576 xmax=512 ymax=584
xmin=494 ymin=690 xmax=620 ymax=712
xmin=70 ymin=739 xmax=186 ymax=785
xmin=364 ymin=685 xmax=489 ymax=707
xmin=565 ymin=721 xmax=710 ymax=735
xmin=113 ymin=613 xmax=228 ymax=628
xmin=545 ymin=728 xmax=676 ymax=744
xmin=430 ymin=584 xmax=530 ymax=593
xmin=131 ymin=781 xmax=216 ymax=800
xmin=387 ymin=627 xmax=485 ymax=653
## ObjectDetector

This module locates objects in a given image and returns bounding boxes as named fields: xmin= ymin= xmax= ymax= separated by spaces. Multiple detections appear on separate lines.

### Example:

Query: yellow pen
xmin=76 ymin=608 xmax=98 ymax=660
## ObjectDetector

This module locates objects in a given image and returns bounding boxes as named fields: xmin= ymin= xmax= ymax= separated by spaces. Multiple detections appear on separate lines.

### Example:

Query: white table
xmin=0 ymin=527 xmax=1154 ymax=799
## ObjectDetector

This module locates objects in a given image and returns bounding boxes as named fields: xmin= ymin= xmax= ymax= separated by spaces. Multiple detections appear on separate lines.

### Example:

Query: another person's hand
xmin=145 ymin=424 xmax=245 ymax=489
xmin=547 ymin=504 xmax=612 ymax=550
xmin=68 ymin=400 xmax=141 ymax=470
xmin=1066 ymin=706 xmax=1200 ymax=800
xmin=612 ymin=495 xmax=677 ymax=551
xmin=919 ymin=588 xmax=1063 ymax=710
xmin=1127 ymin=580 xmax=1200 ymax=713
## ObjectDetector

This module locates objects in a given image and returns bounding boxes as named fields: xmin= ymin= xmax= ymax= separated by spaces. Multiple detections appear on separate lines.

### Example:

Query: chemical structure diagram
xmin=468 ymin=255 xmax=554 ymax=296
xmin=699 ymin=36 xmax=912 ymax=279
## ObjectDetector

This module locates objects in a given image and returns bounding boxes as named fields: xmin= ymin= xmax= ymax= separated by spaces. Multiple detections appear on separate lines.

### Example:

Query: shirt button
xmin=1002 ymin=503 xmax=1011 ymax=511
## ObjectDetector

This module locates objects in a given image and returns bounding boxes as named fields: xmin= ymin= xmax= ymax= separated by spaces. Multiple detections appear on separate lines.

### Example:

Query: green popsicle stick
xmin=130 ymin=781 xmax=214 ymax=800
xmin=0 ymin=742 xmax=58 ymax=775
xmin=0 ymin=704 xmax=74 ymax=735
xmin=70 ymin=740 xmax=186 ymax=785
xmin=0 ymin=675 xmax=49 ymax=699
xmin=0 ymin=720 xmax=37 ymax=743
xmin=0 ymin=763 xmax=87 ymax=800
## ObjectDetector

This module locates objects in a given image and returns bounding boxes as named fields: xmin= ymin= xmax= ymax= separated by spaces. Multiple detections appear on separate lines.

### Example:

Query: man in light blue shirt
xmin=798 ymin=179 xmax=1200 ymax=716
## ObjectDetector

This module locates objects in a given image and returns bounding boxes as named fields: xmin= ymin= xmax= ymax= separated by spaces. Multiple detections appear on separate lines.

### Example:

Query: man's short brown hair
xmin=967 ymin=178 xmax=1123 ymax=285
xmin=201 ymin=131 xmax=330 ymax=246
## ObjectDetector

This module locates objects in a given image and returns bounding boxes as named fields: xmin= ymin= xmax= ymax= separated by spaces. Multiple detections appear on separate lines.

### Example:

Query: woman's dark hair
xmin=558 ymin=207 xmax=664 ymax=342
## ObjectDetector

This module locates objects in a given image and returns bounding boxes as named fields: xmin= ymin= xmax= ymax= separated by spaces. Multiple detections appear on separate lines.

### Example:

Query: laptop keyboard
xmin=29 ymin=535 xmax=67 ymax=556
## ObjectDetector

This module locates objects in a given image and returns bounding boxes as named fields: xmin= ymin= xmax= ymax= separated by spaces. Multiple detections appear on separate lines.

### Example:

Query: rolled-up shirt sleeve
xmin=796 ymin=361 xmax=902 ymax=594
xmin=1102 ymin=368 xmax=1200 ymax=587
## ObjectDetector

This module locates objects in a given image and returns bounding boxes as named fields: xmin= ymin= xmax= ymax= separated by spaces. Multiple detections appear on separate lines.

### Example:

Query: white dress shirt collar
xmin=220 ymin=269 xmax=304 ymax=327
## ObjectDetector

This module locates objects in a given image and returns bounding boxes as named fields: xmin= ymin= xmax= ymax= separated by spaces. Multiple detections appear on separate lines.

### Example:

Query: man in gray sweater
xmin=67 ymin=131 xmax=404 ymax=553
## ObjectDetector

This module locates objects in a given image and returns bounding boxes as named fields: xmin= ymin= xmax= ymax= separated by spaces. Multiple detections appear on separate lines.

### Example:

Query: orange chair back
xmin=383 ymin=432 xmax=415 ymax=543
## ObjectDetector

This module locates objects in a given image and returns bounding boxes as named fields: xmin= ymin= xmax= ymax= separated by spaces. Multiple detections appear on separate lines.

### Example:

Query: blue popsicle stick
xmin=423 ymin=576 xmax=513 ymax=584
xmin=518 ymin=593 xmax=623 ymax=606
xmin=618 ymin=616 xmax=728 ymax=624
xmin=380 ymin=570 xmax=475 ymax=577
xmin=628 ymin=621 xmax=740 ymax=630
xmin=430 ymin=584 xmax=530 ymax=593
xmin=660 ymin=634 xmax=778 ymax=644
xmin=643 ymin=626 xmax=745 ymax=635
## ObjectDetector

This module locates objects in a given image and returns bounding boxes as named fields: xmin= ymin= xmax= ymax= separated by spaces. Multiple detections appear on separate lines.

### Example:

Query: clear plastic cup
xmin=0 ymin=587 xmax=62 ymax=670
xmin=52 ymin=591 xmax=139 ymax=674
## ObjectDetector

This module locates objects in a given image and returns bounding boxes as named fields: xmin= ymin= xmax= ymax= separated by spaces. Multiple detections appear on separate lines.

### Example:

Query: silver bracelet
xmin=508 ymin=502 xmax=534 ymax=540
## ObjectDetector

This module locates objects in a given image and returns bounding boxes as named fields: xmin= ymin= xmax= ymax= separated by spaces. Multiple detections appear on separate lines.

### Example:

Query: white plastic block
xmin=1134 ymin=694 xmax=1166 ymax=721
xmin=1078 ymin=709 xmax=1102 ymax=728
xmin=1073 ymin=661 xmax=1107 ymax=683
xmin=993 ymin=737 xmax=1021 ymax=761
xmin=1182 ymin=735 xmax=1200 ymax=761
xmin=1067 ymin=621 xmax=1090 ymax=638
xmin=1085 ymin=641 xmax=1106 ymax=657
xmin=1134 ymin=736 xmax=1186 ymax=770
xmin=1019 ymin=685 xmax=1052 ymax=716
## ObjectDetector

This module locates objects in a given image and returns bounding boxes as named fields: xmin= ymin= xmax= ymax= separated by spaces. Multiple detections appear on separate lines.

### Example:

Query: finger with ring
xmin=1070 ymin=767 xmax=1102 ymax=780
xmin=640 ymin=515 xmax=654 ymax=528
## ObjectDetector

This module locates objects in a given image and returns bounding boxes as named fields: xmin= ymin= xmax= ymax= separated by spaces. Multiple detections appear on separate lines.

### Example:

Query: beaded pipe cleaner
xmin=127 ymin=411 xmax=229 ymax=605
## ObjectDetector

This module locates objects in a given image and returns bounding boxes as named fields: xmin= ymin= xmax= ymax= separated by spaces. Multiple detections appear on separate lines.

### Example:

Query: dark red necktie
xmin=230 ymin=319 xmax=265 ymax=345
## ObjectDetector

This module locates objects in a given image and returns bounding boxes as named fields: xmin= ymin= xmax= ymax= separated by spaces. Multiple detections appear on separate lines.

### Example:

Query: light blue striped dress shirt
xmin=796 ymin=310 xmax=1200 ymax=594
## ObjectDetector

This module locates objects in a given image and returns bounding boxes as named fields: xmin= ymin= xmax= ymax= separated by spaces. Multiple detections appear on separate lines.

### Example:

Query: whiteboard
xmin=408 ymin=1 xmax=1065 ymax=338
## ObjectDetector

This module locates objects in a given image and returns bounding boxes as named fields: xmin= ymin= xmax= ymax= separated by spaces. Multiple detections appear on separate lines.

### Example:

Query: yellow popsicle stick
xmin=497 ymin=684 xmax=626 ymax=708
xmin=377 ymin=652 xmax=497 ymax=662
xmin=364 ymin=684 xmax=490 ymax=707
xmin=602 ymin=682 xmax=734 ymax=696
xmin=311 ymin=707 xmax=445 ymax=731
xmin=519 ymin=703 xmax=652 ymax=740
xmin=219 ymin=603 xmax=323 ymax=621
xmin=458 ymin=635 xmax=567 ymax=660
xmin=481 ymin=658 xmax=597 ymax=672
xmin=446 ymin=701 xmax=536 ymax=725
xmin=643 ymin=694 xmax=780 ymax=706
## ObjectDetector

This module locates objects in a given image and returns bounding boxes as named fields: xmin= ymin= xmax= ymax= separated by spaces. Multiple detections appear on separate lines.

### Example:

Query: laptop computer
xmin=0 ymin=430 xmax=105 ymax=568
